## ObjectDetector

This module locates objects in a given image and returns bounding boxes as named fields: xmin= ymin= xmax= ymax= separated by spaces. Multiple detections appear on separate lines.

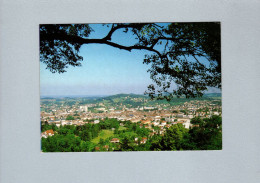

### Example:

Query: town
xmin=41 ymin=93 xmax=222 ymax=152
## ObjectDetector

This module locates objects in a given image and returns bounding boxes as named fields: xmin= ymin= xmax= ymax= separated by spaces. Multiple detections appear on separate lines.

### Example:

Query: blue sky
xmin=40 ymin=23 xmax=221 ymax=96
xmin=40 ymin=24 xmax=153 ymax=96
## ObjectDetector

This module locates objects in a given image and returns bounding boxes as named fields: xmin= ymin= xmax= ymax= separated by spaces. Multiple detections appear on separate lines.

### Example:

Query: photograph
xmin=40 ymin=22 xmax=222 ymax=152
xmin=2 ymin=0 xmax=260 ymax=182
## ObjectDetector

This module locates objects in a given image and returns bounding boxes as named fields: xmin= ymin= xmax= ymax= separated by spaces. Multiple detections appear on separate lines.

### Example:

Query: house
xmin=140 ymin=137 xmax=147 ymax=144
xmin=110 ymin=138 xmax=120 ymax=143
xmin=103 ymin=145 xmax=109 ymax=151
xmin=177 ymin=119 xmax=191 ymax=129
xmin=49 ymin=116 xmax=55 ymax=120
xmin=153 ymin=121 xmax=160 ymax=126
xmin=213 ymin=112 xmax=219 ymax=115
xmin=183 ymin=119 xmax=191 ymax=129
xmin=165 ymin=124 xmax=171 ymax=128
xmin=165 ymin=117 xmax=174 ymax=122
xmin=159 ymin=130 xmax=165 ymax=135
xmin=176 ymin=114 xmax=184 ymax=118
xmin=161 ymin=121 xmax=167 ymax=126
xmin=141 ymin=120 xmax=151 ymax=125
xmin=187 ymin=115 xmax=193 ymax=119
xmin=154 ymin=116 xmax=161 ymax=122
xmin=94 ymin=119 xmax=100 ymax=124
xmin=144 ymin=124 xmax=150 ymax=129
xmin=41 ymin=129 xmax=54 ymax=138
xmin=130 ymin=119 xmax=140 ymax=123
xmin=61 ymin=121 xmax=68 ymax=126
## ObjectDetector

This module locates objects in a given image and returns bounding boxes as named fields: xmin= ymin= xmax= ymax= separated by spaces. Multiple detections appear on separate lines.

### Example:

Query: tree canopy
xmin=40 ymin=22 xmax=221 ymax=99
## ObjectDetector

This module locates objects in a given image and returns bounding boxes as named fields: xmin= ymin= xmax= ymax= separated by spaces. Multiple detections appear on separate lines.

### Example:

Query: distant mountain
xmin=41 ymin=92 xmax=221 ymax=108
xmin=41 ymin=93 xmax=221 ymax=103
xmin=41 ymin=92 xmax=221 ymax=100
xmin=41 ymin=97 xmax=55 ymax=99
xmin=86 ymin=93 xmax=148 ymax=106
xmin=204 ymin=93 xmax=222 ymax=97
xmin=101 ymin=93 xmax=148 ymax=100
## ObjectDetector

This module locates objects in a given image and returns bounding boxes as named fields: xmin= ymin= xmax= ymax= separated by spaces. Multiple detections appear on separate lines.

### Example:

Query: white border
xmin=1 ymin=0 xmax=260 ymax=182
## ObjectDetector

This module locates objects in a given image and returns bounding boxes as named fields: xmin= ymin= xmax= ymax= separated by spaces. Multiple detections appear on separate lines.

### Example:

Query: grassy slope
xmin=91 ymin=130 xmax=114 ymax=144
xmin=118 ymin=126 xmax=127 ymax=131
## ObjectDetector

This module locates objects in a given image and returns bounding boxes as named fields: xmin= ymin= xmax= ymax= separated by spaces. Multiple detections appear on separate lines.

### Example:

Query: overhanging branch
xmin=41 ymin=30 xmax=163 ymax=58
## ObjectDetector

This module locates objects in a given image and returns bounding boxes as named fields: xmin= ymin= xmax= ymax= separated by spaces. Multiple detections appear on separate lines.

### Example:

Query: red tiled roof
xmin=44 ymin=129 xmax=54 ymax=135
xmin=111 ymin=138 xmax=119 ymax=141
xmin=141 ymin=120 xmax=151 ymax=124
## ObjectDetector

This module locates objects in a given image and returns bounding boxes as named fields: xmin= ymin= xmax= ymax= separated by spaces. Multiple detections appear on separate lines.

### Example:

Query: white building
xmin=94 ymin=119 xmax=100 ymax=124
xmin=79 ymin=106 xmax=88 ymax=112
xmin=182 ymin=119 xmax=191 ymax=129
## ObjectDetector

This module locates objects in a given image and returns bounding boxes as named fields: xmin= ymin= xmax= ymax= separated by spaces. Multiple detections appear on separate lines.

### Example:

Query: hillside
xmin=77 ymin=93 xmax=221 ymax=108
xmin=41 ymin=93 xmax=221 ymax=109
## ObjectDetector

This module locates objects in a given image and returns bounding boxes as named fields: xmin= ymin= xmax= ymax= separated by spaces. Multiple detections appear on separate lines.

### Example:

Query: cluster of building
xmin=41 ymin=98 xmax=221 ymax=137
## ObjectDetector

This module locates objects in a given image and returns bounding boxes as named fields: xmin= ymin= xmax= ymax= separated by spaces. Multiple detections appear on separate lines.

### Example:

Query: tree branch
xmin=102 ymin=23 xmax=147 ymax=41
xmin=192 ymin=54 xmax=207 ymax=68
xmin=41 ymin=30 xmax=163 ymax=59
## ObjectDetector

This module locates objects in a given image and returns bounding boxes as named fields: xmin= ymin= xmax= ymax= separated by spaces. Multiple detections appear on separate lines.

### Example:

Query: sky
xmin=40 ymin=23 xmax=221 ymax=96
xmin=40 ymin=24 xmax=153 ymax=96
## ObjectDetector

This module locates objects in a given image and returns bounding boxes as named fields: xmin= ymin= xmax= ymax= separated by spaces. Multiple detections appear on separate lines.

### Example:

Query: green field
xmin=118 ymin=126 xmax=127 ymax=131
xmin=91 ymin=130 xmax=114 ymax=144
